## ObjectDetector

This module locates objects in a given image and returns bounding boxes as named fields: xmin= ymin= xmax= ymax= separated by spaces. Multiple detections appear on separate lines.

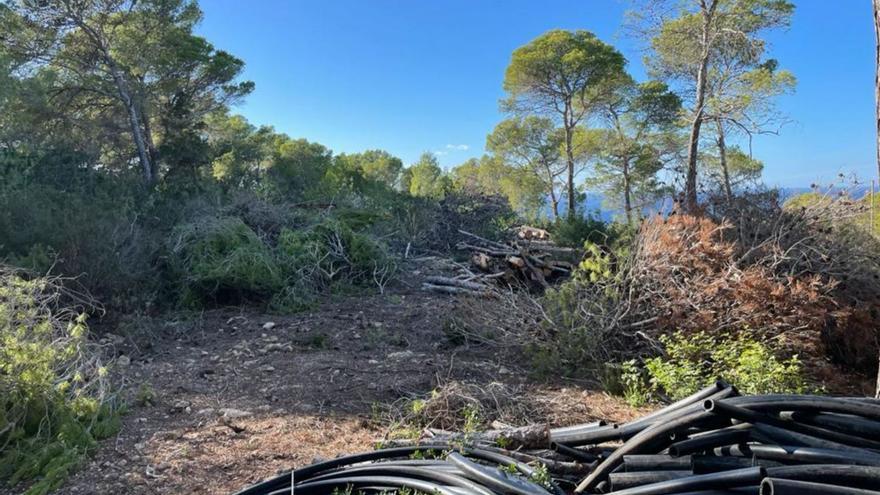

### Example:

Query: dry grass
xmin=139 ymin=414 xmax=378 ymax=494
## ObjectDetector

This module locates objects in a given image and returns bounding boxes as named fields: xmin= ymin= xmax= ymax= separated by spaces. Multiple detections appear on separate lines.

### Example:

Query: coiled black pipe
xmin=290 ymin=475 xmax=467 ymax=495
xmin=232 ymin=444 xmax=452 ymax=495
xmin=303 ymin=465 xmax=495 ymax=495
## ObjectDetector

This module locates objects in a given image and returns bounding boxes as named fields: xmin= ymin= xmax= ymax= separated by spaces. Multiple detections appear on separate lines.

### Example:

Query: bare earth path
xmin=21 ymin=266 xmax=642 ymax=495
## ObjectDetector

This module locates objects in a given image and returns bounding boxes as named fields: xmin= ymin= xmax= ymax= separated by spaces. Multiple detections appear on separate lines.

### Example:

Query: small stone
xmin=262 ymin=321 xmax=276 ymax=330
xmin=196 ymin=408 xmax=216 ymax=416
xmin=117 ymin=355 xmax=131 ymax=367
xmin=219 ymin=408 xmax=253 ymax=419
xmin=387 ymin=351 xmax=414 ymax=360
xmin=258 ymin=364 xmax=275 ymax=373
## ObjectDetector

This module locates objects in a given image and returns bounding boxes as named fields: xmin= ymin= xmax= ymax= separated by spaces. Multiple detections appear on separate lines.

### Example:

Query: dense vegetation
xmin=0 ymin=0 xmax=877 ymax=492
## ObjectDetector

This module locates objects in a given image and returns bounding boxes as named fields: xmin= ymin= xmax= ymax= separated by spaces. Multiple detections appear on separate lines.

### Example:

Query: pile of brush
xmin=421 ymin=228 xmax=580 ymax=296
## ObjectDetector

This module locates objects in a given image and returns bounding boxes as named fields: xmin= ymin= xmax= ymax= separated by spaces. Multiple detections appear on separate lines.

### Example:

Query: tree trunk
xmin=876 ymin=355 xmax=880 ymax=399
xmin=550 ymin=191 xmax=560 ymax=220
xmin=684 ymin=4 xmax=715 ymax=213
xmin=564 ymin=108 xmax=576 ymax=218
xmin=141 ymin=110 xmax=160 ymax=180
xmin=623 ymin=157 xmax=633 ymax=225
xmin=716 ymin=120 xmax=732 ymax=201
xmin=875 ymin=0 xmax=880 ymax=181
xmin=107 ymin=59 xmax=153 ymax=186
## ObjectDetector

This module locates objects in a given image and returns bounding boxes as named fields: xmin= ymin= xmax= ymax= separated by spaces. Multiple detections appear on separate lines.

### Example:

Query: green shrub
xmin=0 ymin=268 xmax=119 ymax=495
xmin=168 ymin=216 xmax=283 ymax=306
xmin=277 ymin=218 xmax=393 ymax=288
xmin=0 ymin=164 xmax=160 ymax=309
xmin=551 ymin=215 xmax=614 ymax=248
xmin=645 ymin=331 xmax=810 ymax=400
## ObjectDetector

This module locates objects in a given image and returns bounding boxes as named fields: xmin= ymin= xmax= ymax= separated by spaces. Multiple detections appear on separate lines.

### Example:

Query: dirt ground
xmin=5 ymin=262 xmax=644 ymax=495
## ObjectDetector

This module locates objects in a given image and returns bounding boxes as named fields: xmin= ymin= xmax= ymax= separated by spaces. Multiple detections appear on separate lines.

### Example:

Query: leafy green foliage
xmin=169 ymin=216 xmax=283 ymax=306
xmin=645 ymin=331 xmax=809 ymax=400
xmin=402 ymin=152 xmax=450 ymax=199
xmin=550 ymin=215 xmax=617 ymax=248
xmin=276 ymin=218 xmax=394 ymax=290
xmin=503 ymin=29 xmax=627 ymax=217
xmin=450 ymin=155 xmax=546 ymax=219
xmin=485 ymin=117 xmax=565 ymax=219
xmin=0 ymin=270 xmax=118 ymax=495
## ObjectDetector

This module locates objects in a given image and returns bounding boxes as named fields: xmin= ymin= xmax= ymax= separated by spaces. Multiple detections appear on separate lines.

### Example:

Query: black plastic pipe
xmin=574 ymin=397 xmax=734 ymax=493
xmin=290 ymin=475 xmax=467 ymax=495
xmin=623 ymin=455 xmax=692 ymax=472
xmin=721 ymin=395 xmax=880 ymax=422
xmin=760 ymin=477 xmax=880 ymax=495
xmin=628 ymin=382 xmax=732 ymax=429
xmin=766 ymin=464 xmax=880 ymax=489
xmin=595 ymin=466 xmax=764 ymax=495
xmin=551 ymin=441 xmax=600 ymax=463
xmin=447 ymin=452 xmax=550 ymax=495
xmin=608 ymin=470 xmax=692 ymax=490
xmin=703 ymin=399 xmax=880 ymax=451
xmin=555 ymin=384 xmax=737 ymax=447
xmin=713 ymin=444 xmax=880 ymax=467
xmin=668 ymin=427 xmax=751 ymax=457
xmin=780 ymin=411 xmax=880 ymax=439
xmin=301 ymin=465 xmax=496 ymax=495
xmin=691 ymin=454 xmax=781 ymax=474
xmin=232 ymin=444 xmax=452 ymax=495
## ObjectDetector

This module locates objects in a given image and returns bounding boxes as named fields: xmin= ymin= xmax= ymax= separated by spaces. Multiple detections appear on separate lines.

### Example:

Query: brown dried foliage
xmin=633 ymin=191 xmax=880 ymax=373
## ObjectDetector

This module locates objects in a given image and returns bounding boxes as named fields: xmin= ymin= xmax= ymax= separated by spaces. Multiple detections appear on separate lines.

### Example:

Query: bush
xmin=645 ymin=331 xmax=810 ymax=400
xmin=550 ymin=215 xmax=619 ymax=248
xmin=0 ymin=162 xmax=160 ymax=310
xmin=0 ymin=268 xmax=118 ymax=495
xmin=276 ymin=218 xmax=394 ymax=290
xmin=168 ymin=216 xmax=283 ymax=306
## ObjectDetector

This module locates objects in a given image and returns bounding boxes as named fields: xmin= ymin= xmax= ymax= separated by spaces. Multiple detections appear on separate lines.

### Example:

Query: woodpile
xmin=421 ymin=228 xmax=581 ymax=295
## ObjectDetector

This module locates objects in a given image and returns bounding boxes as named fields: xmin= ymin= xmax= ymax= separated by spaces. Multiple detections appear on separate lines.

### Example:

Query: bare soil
xmin=9 ymin=262 xmax=645 ymax=495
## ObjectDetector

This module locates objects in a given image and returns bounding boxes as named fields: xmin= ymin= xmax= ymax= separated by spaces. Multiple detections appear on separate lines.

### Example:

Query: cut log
xmin=472 ymin=252 xmax=493 ymax=271
xmin=518 ymin=226 xmax=551 ymax=240
xmin=421 ymin=283 xmax=493 ymax=297
xmin=423 ymin=276 xmax=490 ymax=292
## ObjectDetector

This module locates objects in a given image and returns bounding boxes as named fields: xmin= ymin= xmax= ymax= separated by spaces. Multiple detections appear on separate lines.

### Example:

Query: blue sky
xmin=197 ymin=1 xmax=876 ymax=187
